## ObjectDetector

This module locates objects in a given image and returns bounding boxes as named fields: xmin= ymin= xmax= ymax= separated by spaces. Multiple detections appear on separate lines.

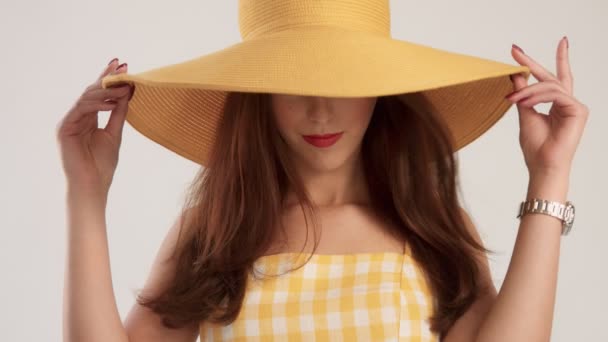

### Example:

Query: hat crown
xmin=238 ymin=0 xmax=391 ymax=41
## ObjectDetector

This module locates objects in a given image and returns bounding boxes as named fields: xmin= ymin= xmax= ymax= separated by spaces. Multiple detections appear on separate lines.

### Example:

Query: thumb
xmin=510 ymin=72 xmax=528 ymax=91
xmin=510 ymin=73 xmax=538 ymax=121
xmin=104 ymin=84 xmax=133 ymax=139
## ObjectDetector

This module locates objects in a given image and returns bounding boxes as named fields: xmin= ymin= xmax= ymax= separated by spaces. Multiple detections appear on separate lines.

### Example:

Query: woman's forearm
xmin=475 ymin=171 xmax=569 ymax=342
xmin=63 ymin=187 xmax=129 ymax=342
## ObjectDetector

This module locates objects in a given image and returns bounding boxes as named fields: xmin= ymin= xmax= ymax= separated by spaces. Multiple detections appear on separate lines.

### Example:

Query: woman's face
xmin=271 ymin=94 xmax=377 ymax=172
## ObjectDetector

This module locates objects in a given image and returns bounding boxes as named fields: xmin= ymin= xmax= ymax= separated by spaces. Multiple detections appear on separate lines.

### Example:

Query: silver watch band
xmin=516 ymin=198 xmax=575 ymax=236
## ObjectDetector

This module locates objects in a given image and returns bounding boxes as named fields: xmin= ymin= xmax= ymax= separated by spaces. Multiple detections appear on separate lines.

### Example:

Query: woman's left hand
xmin=506 ymin=37 xmax=589 ymax=178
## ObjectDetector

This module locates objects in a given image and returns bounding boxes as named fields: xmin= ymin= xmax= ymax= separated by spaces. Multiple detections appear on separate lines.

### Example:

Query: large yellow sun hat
xmin=101 ymin=0 xmax=530 ymax=166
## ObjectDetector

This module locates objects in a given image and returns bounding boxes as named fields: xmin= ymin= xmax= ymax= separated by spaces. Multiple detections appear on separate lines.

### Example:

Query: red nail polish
xmin=512 ymin=43 xmax=524 ymax=54
xmin=108 ymin=58 xmax=118 ymax=66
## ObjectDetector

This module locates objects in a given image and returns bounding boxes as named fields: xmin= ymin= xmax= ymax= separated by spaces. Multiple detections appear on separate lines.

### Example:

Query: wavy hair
xmin=134 ymin=91 xmax=494 ymax=338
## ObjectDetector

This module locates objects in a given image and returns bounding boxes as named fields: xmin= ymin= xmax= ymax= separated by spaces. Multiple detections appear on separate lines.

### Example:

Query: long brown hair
xmin=135 ymin=91 xmax=494 ymax=338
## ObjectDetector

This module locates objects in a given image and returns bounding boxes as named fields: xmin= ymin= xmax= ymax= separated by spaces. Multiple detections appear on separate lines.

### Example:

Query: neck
xmin=284 ymin=152 xmax=371 ymax=208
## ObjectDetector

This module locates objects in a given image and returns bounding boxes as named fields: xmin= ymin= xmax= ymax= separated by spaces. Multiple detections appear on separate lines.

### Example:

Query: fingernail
xmin=512 ymin=43 xmax=525 ymax=54
xmin=108 ymin=58 xmax=118 ymax=66
xmin=117 ymin=62 xmax=127 ymax=70
xmin=563 ymin=36 xmax=569 ymax=49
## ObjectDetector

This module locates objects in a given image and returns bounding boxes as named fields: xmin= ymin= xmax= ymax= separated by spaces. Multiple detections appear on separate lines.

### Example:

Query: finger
xmin=510 ymin=72 xmax=529 ymax=92
xmin=113 ymin=62 xmax=128 ymax=74
xmin=105 ymin=63 xmax=132 ymax=138
xmin=98 ymin=58 xmax=120 ymax=80
xmin=511 ymin=44 xmax=559 ymax=83
xmin=82 ymin=84 xmax=132 ymax=101
xmin=86 ymin=60 xmax=123 ymax=95
xmin=104 ymin=101 xmax=128 ymax=138
xmin=63 ymin=101 xmax=119 ymax=124
xmin=104 ymin=89 xmax=130 ymax=139
xmin=510 ymin=73 xmax=539 ymax=117
xmin=113 ymin=64 xmax=135 ymax=100
xmin=101 ymin=62 xmax=130 ymax=89
xmin=78 ymin=100 xmax=119 ymax=114
xmin=86 ymin=61 xmax=129 ymax=96
xmin=556 ymin=36 xmax=573 ymax=95
xmin=506 ymin=80 xmax=567 ymax=103
xmin=112 ymin=63 xmax=129 ymax=89
xmin=514 ymin=89 xmax=579 ymax=113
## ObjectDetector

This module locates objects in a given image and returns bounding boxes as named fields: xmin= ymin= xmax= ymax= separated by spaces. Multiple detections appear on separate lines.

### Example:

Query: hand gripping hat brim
xmin=101 ymin=0 xmax=530 ymax=166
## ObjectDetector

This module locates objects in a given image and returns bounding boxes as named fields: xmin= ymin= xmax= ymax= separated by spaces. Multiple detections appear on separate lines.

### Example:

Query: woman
xmin=58 ymin=1 xmax=589 ymax=342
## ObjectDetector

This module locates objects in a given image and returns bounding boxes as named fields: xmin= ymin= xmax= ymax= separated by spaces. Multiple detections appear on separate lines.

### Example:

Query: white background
xmin=1 ymin=0 xmax=606 ymax=341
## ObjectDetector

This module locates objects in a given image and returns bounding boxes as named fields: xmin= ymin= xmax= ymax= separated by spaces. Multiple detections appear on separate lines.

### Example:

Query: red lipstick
xmin=302 ymin=132 xmax=343 ymax=148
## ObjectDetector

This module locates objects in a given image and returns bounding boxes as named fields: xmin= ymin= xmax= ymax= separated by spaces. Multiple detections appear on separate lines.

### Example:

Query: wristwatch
xmin=516 ymin=198 xmax=575 ymax=236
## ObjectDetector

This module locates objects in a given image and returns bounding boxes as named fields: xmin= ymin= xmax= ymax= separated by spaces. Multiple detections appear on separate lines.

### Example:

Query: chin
xmin=301 ymin=152 xmax=350 ymax=172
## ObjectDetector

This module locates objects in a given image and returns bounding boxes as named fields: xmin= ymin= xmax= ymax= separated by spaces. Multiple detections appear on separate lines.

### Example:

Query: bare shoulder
xmin=123 ymin=207 xmax=200 ymax=342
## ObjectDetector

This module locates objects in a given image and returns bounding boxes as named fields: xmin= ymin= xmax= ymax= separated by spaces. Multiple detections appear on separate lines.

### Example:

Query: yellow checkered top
xmin=200 ymin=243 xmax=439 ymax=341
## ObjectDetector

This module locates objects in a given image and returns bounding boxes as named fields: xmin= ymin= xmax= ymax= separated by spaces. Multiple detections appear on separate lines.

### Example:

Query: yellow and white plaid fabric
xmin=200 ymin=243 xmax=439 ymax=341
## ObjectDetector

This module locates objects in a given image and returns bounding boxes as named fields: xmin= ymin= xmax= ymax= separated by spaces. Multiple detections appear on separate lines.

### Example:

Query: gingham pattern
xmin=200 ymin=243 xmax=438 ymax=341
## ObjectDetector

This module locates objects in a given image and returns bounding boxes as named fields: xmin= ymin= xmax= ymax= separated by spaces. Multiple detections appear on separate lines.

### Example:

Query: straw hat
xmin=101 ymin=0 xmax=530 ymax=166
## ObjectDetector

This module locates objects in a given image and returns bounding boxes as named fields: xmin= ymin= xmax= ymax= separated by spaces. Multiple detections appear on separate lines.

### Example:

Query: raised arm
xmin=59 ymin=58 xmax=133 ymax=342
xmin=63 ymin=188 xmax=131 ymax=342
xmin=444 ymin=37 xmax=589 ymax=342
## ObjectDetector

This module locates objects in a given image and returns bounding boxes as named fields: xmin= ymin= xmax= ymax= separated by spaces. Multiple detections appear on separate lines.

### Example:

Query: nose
xmin=306 ymin=96 xmax=333 ymax=123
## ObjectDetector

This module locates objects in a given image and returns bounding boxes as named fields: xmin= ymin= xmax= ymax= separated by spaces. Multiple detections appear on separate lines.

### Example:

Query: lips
xmin=302 ymin=132 xmax=343 ymax=148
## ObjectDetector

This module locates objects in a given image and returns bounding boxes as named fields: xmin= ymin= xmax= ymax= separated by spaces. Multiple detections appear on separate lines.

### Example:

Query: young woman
xmin=58 ymin=2 xmax=589 ymax=342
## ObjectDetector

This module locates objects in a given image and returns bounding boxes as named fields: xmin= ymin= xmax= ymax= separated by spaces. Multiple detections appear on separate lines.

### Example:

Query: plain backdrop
xmin=1 ymin=0 xmax=606 ymax=341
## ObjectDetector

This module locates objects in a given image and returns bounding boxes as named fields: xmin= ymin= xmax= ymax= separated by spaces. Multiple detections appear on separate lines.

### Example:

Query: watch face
xmin=565 ymin=202 xmax=575 ymax=224
xmin=563 ymin=202 xmax=575 ymax=235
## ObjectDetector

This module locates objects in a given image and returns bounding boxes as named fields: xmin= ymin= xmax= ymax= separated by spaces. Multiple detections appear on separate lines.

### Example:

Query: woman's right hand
xmin=56 ymin=58 xmax=134 ymax=198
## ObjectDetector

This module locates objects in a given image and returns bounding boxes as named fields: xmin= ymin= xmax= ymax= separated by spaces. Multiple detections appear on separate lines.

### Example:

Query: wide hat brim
xmin=101 ymin=26 xmax=530 ymax=166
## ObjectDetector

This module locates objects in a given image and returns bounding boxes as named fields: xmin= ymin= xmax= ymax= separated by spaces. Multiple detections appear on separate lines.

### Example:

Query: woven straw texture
xmin=101 ymin=0 xmax=530 ymax=166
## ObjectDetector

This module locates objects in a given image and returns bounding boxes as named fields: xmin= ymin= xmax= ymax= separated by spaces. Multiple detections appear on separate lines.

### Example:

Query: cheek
xmin=271 ymin=98 xmax=307 ymax=136
xmin=272 ymin=108 xmax=300 ymax=139
xmin=346 ymin=100 xmax=376 ymax=134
